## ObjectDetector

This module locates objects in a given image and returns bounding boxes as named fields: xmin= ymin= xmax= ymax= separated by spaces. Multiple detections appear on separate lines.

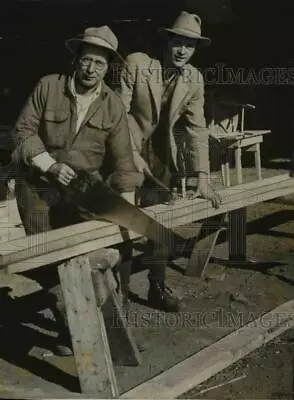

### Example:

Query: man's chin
xmin=172 ymin=60 xmax=186 ymax=68
xmin=82 ymin=82 xmax=97 ymax=88
xmin=80 ymin=79 xmax=99 ymax=88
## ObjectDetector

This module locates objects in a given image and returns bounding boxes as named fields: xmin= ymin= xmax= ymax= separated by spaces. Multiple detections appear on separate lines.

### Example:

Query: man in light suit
xmin=117 ymin=11 xmax=221 ymax=312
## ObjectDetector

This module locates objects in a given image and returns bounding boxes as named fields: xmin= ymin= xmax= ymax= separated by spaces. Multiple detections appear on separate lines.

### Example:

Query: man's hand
xmin=48 ymin=163 xmax=77 ymax=186
xmin=187 ymin=173 xmax=222 ymax=209
xmin=196 ymin=180 xmax=222 ymax=209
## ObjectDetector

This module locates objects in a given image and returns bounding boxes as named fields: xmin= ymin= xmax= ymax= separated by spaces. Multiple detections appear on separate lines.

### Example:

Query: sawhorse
xmin=6 ymin=247 xmax=141 ymax=397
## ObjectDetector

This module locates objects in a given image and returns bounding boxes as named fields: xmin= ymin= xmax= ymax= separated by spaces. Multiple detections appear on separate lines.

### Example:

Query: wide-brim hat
xmin=161 ymin=11 xmax=211 ymax=48
xmin=65 ymin=26 xmax=125 ymax=63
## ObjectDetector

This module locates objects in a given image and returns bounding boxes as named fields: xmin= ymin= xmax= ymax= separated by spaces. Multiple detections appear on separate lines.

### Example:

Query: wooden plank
xmin=243 ymin=129 xmax=270 ymax=135
xmin=1 ymin=223 xmax=120 ymax=266
xmin=1 ymin=173 xmax=289 ymax=249
xmin=0 ymin=174 xmax=293 ymax=262
xmin=152 ymin=173 xmax=290 ymax=214
xmin=3 ymin=174 xmax=294 ymax=274
xmin=0 ymin=220 xmax=112 ymax=259
xmin=6 ymin=232 xmax=141 ymax=274
xmin=0 ymin=173 xmax=289 ymax=254
xmin=0 ymin=384 xmax=110 ymax=399
xmin=121 ymin=299 xmax=294 ymax=399
xmin=163 ymin=176 xmax=294 ymax=228
xmin=58 ymin=256 xmax=119 ymax=397
xmin=145 ymin=173 xmax=291 ymax=221
xmin=237 ymin=135 xmax=263 ymax=148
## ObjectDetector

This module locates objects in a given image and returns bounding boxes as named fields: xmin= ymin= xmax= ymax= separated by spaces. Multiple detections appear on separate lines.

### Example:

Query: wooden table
xmin=214 ymin=130 xmax=270 ymax=186
xmin=213 ymin=129 xmax=270 ymax=261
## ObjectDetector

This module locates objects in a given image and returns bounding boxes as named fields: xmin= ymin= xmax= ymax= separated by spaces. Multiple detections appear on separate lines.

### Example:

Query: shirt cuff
xmin=31 ymin=152 xmax=56 ymax=173
xmin=121 ymin=191 xmax=135 ymax=205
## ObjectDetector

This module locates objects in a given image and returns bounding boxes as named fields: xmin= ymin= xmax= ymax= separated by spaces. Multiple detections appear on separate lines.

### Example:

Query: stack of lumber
xmin=0 ymin=173 xmax=293 ymax=274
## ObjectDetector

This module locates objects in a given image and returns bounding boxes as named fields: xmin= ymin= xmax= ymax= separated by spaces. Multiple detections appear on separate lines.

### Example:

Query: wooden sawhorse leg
xmin=58 ymin=255 xmax=119 ymax=397
xmin=220 ymin=147 xmax=231 ymax=187
xmin=184 ymin=216 xmax=227 ymax=277
xmin=93 ymin=267 xmax=142 ymax=367
xmin=58 ymin=253 xmax=141 ymax=397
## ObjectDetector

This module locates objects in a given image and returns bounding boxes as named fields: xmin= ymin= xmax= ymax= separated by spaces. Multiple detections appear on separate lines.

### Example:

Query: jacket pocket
xmin=87 ymin=114 xmax=112 ymax=131
xmin=42 ymin=110 xmax=70 ymax=147
xmin=43 ymin=110 xmax=69 ymax=122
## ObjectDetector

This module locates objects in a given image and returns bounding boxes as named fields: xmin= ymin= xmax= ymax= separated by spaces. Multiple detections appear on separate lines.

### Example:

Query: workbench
xmin=215 ymin=130 xmax=270 ymax=186
xmin=0 ymin=173 xmax=293 ymax=397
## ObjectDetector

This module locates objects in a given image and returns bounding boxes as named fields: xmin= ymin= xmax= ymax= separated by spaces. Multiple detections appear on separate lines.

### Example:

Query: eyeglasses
xmin=79 ymin=57 xmax=108 ymax=71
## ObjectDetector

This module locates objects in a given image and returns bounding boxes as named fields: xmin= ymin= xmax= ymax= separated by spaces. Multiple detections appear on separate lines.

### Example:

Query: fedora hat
xmin=161 ymin=11 xmax=211 ymax=47
xmin=65 ymin=26 xmax=124 ymax=62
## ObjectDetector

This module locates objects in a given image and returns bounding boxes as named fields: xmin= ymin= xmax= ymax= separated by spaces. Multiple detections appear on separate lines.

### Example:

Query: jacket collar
xmin=146 ymin=57 xmax=162 ymax=121
xmin=146 ymin=58 xmax=191 ymax=123
xmin=63 ymin=72 xmax=110 ymax=101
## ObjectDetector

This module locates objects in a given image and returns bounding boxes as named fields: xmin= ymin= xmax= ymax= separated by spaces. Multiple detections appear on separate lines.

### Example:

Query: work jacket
xmin=13 ymin=73 xmax=143 ymax=192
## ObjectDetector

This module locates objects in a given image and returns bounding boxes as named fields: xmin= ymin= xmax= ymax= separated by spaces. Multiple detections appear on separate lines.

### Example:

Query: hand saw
xmin=41 ymin=172 xmax=185 ymax=258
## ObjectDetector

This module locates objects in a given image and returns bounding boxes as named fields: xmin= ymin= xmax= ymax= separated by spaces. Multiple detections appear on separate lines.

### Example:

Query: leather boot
xmin=147 ymin=280 xmax=180 ymax=312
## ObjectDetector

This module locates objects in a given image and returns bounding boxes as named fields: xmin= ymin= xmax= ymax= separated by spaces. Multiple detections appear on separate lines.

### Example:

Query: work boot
xmin=147 ymin=281 xmax=180 ymax=312
xmin=55 ymin=327 xmax=73 ymax=357
xmin=55 ymin=344 xmax=73 ymax=357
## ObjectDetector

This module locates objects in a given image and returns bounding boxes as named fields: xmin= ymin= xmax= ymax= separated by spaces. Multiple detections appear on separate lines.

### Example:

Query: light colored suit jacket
xmin=116 ymin=52 xmax=210 ymax=175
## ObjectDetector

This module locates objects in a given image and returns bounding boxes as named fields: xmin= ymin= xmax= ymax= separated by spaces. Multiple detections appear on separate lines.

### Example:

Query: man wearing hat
xmin=12 ymin=26 xmax=143 ymax=355
xmin=117 ymin=11 xmax=221 ymax=312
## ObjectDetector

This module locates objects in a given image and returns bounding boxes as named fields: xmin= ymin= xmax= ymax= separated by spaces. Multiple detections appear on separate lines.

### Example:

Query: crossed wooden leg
xmin=58 ymin=249 xmax=141 ymax=397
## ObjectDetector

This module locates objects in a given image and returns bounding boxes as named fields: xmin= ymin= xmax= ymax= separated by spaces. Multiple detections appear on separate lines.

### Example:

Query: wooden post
xmin=221 ymin=163 xmax=226 ymax=186
xmin=181 ymin=177 xmax=186 ymax=199
xmin=240 ymin=107 xmax=245 ymax=132
xmin=254 ymin=143 xmax=262 ymax=180
xmin=235 ymin=147 xmax=242 ymax=185
xmin=58 ymin=255 xmax=119 ymax=397
xmin=224 ymin=161 xmax=231 ymax=187
xmin=228 ymin=208 xmax=247 ymax=261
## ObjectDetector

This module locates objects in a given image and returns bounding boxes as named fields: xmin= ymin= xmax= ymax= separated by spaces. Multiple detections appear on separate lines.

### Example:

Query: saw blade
xmin=62 ymin=171 xmax=184 ymax=257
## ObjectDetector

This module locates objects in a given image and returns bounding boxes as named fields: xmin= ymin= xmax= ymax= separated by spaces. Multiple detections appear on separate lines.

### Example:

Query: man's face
xmin=76 ymin=44 xmax=109 ymax=89
xmin=166 ymin=35 xmax=197 ymax=68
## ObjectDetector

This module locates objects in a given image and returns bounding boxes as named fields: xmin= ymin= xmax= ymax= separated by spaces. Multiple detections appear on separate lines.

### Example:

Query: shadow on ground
xmin=129 ymin=206 xmax=294 ymax=307
xmin=0 ymin=288 xmax=80 ymax=392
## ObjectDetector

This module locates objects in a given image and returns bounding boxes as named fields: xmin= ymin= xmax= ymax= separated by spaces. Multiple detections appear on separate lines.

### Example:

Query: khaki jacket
xmin=13 ymin=73 xmax=142 ymax=192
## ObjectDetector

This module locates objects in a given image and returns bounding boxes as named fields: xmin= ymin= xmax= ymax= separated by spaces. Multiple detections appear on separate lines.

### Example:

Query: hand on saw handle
xmin=48 ymin=162 xmax=77 ymax=186
xmin=186 ymin=173 xmax=222 ymax=209
xmin=133 ymin=152 xmax=152 ymax=175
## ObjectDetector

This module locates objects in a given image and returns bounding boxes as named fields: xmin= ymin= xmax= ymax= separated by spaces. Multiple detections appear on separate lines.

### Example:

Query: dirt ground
xmin=0 ymin=166 xmax=294 ymax=398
